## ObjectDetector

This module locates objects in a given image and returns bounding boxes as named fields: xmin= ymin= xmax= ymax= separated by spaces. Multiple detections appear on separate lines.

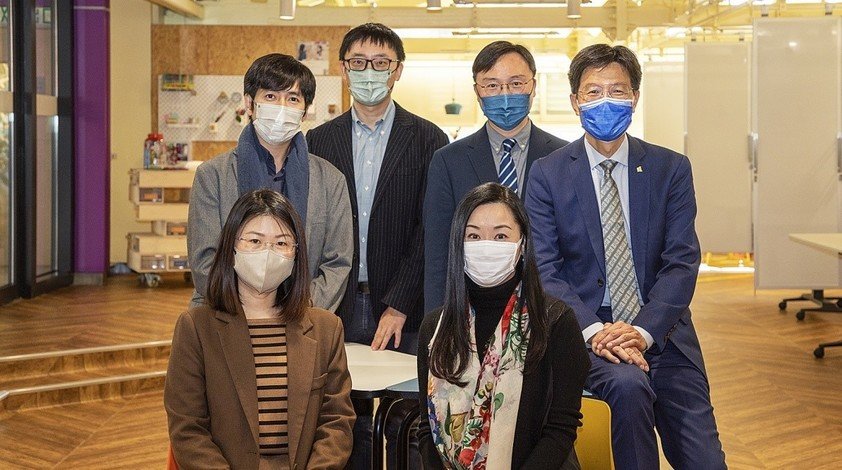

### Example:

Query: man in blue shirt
xmin=306 ymin=23 xmax=448 ymax=470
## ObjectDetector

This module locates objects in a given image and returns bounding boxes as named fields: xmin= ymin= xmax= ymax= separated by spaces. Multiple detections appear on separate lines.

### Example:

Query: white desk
xmin=345 ymin=342 xmax=417 ymax=392
xmin=789 ymin=233 xmax=842 ymax=256
xmin=344 ymin=343 xmax=418 ymax=470
xmin=786 ymin=233 xmax=842 ymax=357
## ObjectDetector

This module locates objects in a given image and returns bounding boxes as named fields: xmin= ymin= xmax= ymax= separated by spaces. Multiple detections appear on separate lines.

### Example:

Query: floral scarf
xmin=427 ymin=286 xmax=529 ymax=470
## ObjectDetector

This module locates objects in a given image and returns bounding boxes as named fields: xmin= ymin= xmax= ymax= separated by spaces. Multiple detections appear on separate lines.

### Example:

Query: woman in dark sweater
xmin=417 ymin=183 xmax=590 ymax=470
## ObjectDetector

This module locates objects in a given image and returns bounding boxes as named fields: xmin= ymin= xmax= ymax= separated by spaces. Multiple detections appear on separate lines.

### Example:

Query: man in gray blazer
xmin=188 ymin=53 xmax=353 ymax=312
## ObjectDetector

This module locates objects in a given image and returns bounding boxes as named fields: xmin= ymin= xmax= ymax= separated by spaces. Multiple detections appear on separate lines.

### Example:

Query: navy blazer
xmin=524 ymin=136 xmax=706 ymax=373
xmin=423 ymin=124 xmax=569 ymax=312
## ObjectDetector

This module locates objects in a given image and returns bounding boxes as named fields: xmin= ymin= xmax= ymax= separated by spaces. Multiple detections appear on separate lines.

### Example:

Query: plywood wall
xmin=191 ymin=141 xmax=238 ymax=162
xmin=150 ymin=25 xmax=351 ymax=131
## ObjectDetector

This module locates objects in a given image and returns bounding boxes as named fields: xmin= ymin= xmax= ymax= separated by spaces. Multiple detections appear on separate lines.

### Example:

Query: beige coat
xmin=164 ymin=305 xmax=354 ymax=469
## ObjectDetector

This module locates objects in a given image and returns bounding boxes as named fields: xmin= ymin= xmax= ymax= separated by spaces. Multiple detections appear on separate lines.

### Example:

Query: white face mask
xmin=463 ymin=238 xmax=523 ymax=288
xmin=234 ymin=249 xmax=295 ymax=294
xmin=348 ymin=69 xmax=391 ymax=106
xmin=252 ymin=102 xmax=304 ymax=146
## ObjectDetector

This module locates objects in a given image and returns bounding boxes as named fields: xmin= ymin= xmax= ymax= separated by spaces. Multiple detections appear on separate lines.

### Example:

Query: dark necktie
xmin=498 ymin=138 xmax=518 ymax=193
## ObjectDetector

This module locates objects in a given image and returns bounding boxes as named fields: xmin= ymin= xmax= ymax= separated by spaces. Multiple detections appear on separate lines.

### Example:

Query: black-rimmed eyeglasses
xmin=343 ymin=58 xmax=400 ymax=72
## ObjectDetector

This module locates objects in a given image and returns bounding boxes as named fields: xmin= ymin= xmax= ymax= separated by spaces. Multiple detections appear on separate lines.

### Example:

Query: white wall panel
xmin=753 ymin=18 xmax=842 ymax=289
xmin=110 ymin=0 xmax=153 ymax=264
xmin=642 ymin=61 xmax=684 ymax=154
xmin=685 ymin=42 xmax=752 ymax=253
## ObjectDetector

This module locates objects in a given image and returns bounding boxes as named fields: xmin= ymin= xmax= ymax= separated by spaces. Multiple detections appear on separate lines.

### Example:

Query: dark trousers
xmin=346 ymin=292 xmax=420 ymax=470
xmin=585 ymin=307 xmax=726 ymax=470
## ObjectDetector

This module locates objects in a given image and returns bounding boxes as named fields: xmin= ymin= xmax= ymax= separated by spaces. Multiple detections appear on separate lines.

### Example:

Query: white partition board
xmin=642 ymin=61 xmax=684 ymax=154
xmin=752 ymin=18 xmax=842 ymax=289
xmin=685 ymin=42 xmax=752 ymax=253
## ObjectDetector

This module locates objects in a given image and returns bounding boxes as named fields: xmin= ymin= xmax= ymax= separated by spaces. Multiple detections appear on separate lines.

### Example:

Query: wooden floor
xmin=1 ymin=273 xmax=841 ymax=469
xmin=0 ymin=274 xmax=189 ymax=356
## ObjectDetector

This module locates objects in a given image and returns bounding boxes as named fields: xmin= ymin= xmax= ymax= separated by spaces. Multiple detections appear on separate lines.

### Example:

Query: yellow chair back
xmin=575 ymin=397 xmax=615 ymax=470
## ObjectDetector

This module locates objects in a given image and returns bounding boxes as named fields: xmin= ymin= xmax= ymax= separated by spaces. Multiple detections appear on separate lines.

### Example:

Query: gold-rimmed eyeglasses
xmin=577 ymin=85 xmax=635 ymax=102
xmin=236 ymin=237 xmax=297 ymax=256
xmin=475 ymin=78 xmax=534 ymax=96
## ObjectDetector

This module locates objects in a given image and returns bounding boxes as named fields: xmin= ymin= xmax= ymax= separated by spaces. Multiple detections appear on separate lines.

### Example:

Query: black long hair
xmin=206 ymin=190 xmax=310 ymax=323
xmin=428 ymin=183 xmax=549 ymax=386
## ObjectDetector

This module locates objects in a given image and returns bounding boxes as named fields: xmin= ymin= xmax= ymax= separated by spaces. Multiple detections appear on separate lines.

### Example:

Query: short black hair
xmin=339 ymin=23 xmax=405 ymax=62
xmin=243 ymin=53 xmax=316 ymax=108
xmin=472 ymin=41 xmax=536 ymax=81
xmin=568 ymin=44 xmax=642 ymax=94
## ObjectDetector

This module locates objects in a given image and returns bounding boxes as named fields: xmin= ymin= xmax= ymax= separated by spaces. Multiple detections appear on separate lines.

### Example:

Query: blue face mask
xmin=480 ymin=93 xmax=531 ymax=131
xmin=578 ymin=97 xmax=634 ymax=142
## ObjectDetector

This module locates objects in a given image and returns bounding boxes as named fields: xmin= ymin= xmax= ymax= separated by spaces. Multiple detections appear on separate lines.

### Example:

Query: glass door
xmin=0 ymin=1 xmax=13 ymax=301
xmin=5 ymin=0 xmax=72 ymax=301
xmin=35 ymin=0 xmax=56 ymax=280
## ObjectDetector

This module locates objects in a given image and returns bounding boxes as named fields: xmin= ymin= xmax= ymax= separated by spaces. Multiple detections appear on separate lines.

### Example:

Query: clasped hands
xmin=589 ymin=322 xmax=650 ymax=372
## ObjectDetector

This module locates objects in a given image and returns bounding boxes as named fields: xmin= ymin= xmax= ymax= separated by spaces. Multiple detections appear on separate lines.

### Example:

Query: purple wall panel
xmin=73 ymin=0 xmax=110 ymax=273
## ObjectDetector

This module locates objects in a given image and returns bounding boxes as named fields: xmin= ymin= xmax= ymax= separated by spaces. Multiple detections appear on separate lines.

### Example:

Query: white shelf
xmin=165 ymin=123 xmax=202 ymax=129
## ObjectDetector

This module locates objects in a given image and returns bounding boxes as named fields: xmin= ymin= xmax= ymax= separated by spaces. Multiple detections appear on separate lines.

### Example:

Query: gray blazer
xmin=187 ymin=149 xmax=353 ymax=312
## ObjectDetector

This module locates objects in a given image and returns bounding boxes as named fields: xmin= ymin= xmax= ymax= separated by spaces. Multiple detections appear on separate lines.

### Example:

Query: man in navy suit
xmin=525 ymin=44 xmax=726 ymax=469
xmin=423 ymin=41 xmax=569 ymax=312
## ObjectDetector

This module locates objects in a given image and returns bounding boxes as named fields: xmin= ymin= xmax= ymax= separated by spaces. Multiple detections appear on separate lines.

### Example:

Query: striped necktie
xmin=498 ymin=138 xmax=519 ymax=192
xmin=599 ymin=160 xmax=641 ymax=324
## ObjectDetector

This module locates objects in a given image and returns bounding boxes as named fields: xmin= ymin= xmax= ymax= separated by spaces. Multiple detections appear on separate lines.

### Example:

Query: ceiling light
xmin=452 ymin=1 xmax=579 ymax=8
xmin=280 ymin=0 xmax=295 ymax=20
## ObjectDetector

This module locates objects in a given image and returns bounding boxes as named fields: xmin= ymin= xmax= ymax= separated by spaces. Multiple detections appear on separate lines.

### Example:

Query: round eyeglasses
xmin=577 ymin=85 xmax=635 ymax=102
xmin=475 ymin=78 xmax=534 ymax=96
xmin=343 ymin=58 xmax=400 ymax=72
xmin=236 ymin=237 xmax=297 ymax=257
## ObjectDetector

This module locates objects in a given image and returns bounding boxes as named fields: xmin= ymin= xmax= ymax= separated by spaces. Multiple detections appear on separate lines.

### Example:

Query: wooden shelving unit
xmin=127 ymin=168 xmax=195 ymax=287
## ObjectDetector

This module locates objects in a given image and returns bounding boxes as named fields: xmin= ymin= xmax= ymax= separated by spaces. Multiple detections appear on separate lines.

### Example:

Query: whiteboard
xmin=685 ymin=42 xmax=752 ymax=253
xmin=752 ymin=18 xmax=842 ymax=289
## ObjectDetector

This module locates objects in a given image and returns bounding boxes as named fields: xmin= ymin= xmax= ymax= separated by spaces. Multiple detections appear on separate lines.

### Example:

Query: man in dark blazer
xmin=306 ymin=23 xmax=448 ymax=470
xmin=525 ymin=44 xmax=726 ymax=469
xmin=423 ymin=41 xmax=568 ymax=313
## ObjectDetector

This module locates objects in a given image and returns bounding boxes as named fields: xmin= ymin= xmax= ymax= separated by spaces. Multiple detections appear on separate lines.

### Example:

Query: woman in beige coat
xmin=165 ymin=190 xmax=354 ymax=469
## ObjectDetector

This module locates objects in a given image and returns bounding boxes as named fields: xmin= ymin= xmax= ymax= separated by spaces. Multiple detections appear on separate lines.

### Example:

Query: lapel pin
xmin=636 ymin=166 xmax=643 ymax=173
